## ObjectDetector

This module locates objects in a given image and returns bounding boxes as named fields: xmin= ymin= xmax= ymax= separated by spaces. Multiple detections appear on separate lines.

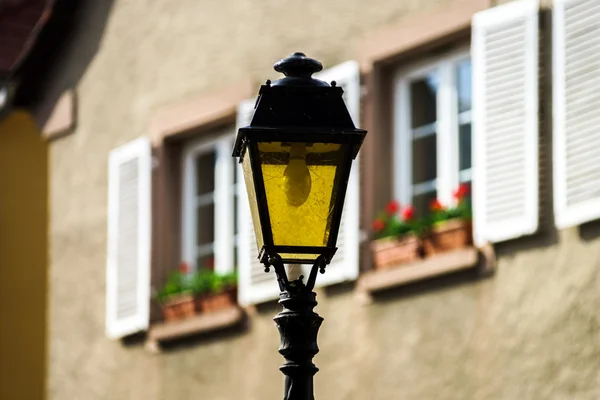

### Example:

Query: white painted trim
xmin=314 ymin=158 xmax=361 ymax=287
xmin=106 ymin=137 xmax=151 ymax=339
xmin=459 ymin=168 xmax=472 ymax=183
xmin=472 ymin=0 xmax=539 ymax=245
xmin=413 ymin=179 xmax=437 ymax=196
xmin=553 ymin=0 xmax=600 ymax=228
xmin=235 ymin=98 xmax=282 ymax=305
xmin=458 ymin=110 xmax=472 ymax=125
xmin=315 ymin=60 xmax=360 ymax=126
xmin=314 ymin=60 xmax=362 ymax=286
xmin=437 ymin=59 xmax=454 ymax=206
xmin=412 ymin=122 xmax=437 ymax=139
xmin=214 ymin=138 xmax=235 ymax=274
xmin=181 ymin=134 xmax=235 ymax=272
xmin=393 ymin=48 xmax=471 ymax=210
xmin=393 ymin=76 xmax=413 ymax=206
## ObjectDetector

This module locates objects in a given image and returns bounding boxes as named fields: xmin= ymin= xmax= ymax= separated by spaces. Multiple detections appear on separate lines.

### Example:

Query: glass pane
xmin=196 ymin=203 xmax=214 ymax=246
xmin=258 ymin=141 xmax=350 ymax=257
xmin=233 ymin=244 xmax=238 ymax=270
xmin=196 ymin=151 xmax=216 ymax=196
xmin=410 ymin=72 xmax=438 ymax=128
xmin=413 ymin=191 xmax=437 ymax=218
xmin=233 ymin=189 xmax=238 ymax=236
xmin=457 ymin=60 xmax=472 ymax=113
xmin=233 ymin=158 xmax=239 ymax=237
xmin=412 ymin=135 xmax=437 ymax=184
xmin=459 ymin=123 xmax=472 ymax=171
xmin=242 ymin=150 xmax=264 ymax=250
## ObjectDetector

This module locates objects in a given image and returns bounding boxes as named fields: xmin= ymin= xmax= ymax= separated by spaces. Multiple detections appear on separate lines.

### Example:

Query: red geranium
xmin=178 ymin=262 xmax=189 ymax=274
xmin=372 ymin=219 xmax=385 ymax=232
xmin=386 ymin=200 xmax=400 ymax=215
xmin=372 ymin=200 xmax=418 ymax=239
xmin=453 ymin=183 xmax=470 ymax=202
xmin=401 ymin=206 xmax=415 ymax=221
xmin=429 ymin=199 xmax=444 ymax=212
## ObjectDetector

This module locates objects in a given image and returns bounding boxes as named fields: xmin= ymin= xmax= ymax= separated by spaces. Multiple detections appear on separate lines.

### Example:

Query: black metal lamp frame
xmin=265 ymin=253 xmax=328 ymax=400
xmin=233 ymin=52 xmax=367 ymax=400
xmin=232 ymin=52 xmax=366 ymax=265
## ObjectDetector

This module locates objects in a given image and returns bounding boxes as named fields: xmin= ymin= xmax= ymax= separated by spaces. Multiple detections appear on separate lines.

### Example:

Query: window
xmin=456 ymin=58 xmax=472 ymax=185
xmin=181 ymin=134 xmax=238 ymax=274
xmin=394 ymin=49 xmax=471 ymax=216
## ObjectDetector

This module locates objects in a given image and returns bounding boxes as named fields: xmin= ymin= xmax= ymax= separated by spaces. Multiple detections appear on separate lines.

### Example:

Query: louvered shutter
xmin=472 ymin=0 xmax=539 ymax=246
xmin=106 ymin=137 xmax=152 ymax=339
xmin=309 ymin=61 xmax=361 ymax=286
xmin=236 ymin=99 xmax=281 ymax=305
xmin=553 ymin=0 xmax=600 ymax=228
xmin=214 ymin=137 xmax=235 ymax=274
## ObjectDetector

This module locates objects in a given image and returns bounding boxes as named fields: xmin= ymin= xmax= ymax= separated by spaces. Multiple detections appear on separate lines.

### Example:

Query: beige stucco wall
xmin=50 ymin=227 xmax=600 ymax=400
xmin=48 ymin=0 xmax=600 ymax=399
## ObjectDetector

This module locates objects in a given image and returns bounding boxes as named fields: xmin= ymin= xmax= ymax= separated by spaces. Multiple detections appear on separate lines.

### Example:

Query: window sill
xmin=356 ymin=245 xmax=495 ymax=304
xmin=145 ymin=306 xmax=244 ymax=353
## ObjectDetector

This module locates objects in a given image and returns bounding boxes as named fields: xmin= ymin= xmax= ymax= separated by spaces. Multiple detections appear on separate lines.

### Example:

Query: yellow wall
xmin=0 ymin=111 xmax=48 ymax=400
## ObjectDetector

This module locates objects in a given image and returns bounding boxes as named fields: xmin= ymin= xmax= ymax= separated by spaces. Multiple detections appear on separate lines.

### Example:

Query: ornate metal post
xmin=232 ymin=51 xmax=366 ymax=399
xmin=266 ymin=255 xmax=327 ymax=400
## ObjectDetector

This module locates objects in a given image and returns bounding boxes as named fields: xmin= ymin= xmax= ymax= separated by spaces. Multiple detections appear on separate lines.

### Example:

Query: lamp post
xmin=233 ymin=52 xmax=366 ymax=400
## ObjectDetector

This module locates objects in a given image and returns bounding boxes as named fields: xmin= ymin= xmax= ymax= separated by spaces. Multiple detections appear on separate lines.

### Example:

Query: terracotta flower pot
xmin=197 ymin=287 xmax=237 ymax=313
xmin=371 ymin=234 xmax=421 ymax=270
xmin=161 ymin=294 xmax=197 ymax=322
xmin=423 ymin=218 xmax=472 ymax=256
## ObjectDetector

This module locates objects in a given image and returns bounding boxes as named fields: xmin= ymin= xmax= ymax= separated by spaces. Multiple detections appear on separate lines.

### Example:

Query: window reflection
xmin=457 ymin=60 xmax=472 ymax=114
xmin=457 ymin=59 xmax=472 ymax=184
xmin=410 ymin=73 xmax=438 ymax=128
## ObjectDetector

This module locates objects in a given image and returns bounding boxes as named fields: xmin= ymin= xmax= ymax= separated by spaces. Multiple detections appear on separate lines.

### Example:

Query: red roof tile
xmin=0 ymin=0 xmax=53 ymax=76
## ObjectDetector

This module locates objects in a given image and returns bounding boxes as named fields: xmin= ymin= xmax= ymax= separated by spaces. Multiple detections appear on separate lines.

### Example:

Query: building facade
xmin=43 ymin=0 xmax=600 ymax=399
xmin=0 ymin=1 xmax=61 ymax=398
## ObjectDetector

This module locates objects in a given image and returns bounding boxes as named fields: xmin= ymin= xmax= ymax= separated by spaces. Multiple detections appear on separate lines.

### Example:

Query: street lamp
xmin=233 ymin=52 xmax=366 ymax=399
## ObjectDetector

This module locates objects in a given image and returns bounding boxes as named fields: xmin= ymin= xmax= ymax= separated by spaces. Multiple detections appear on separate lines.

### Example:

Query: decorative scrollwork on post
xmin=265 ymin=255 xmax=328 ymax=400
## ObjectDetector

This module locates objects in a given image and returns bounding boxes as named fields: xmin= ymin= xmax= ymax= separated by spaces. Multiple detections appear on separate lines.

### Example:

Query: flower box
xmin=156 ymin=262 xmax=239 ymax=323
xmin=371 ymin=234 xmax=421 ymax=270
xmin=161 ymin=294 xmax=197 ymax=322
xmin=423 ymin=218 xmax=472 ymax=256
xmin=196 ymin=287 xmax=237 ymax=313
xmin=371 ymin=201 xmax=420 ymax=270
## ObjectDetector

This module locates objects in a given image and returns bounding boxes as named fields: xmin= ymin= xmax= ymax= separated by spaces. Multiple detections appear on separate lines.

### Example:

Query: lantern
xmin=233 ymin=52 xmax=366 ymax=265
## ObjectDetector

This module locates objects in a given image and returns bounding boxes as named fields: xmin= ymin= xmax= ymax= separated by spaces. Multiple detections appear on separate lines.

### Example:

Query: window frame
xmin=181 ymin=134 xmax=238 ymax=275
xmin=393 ymin=47 xmax=471 ymax=211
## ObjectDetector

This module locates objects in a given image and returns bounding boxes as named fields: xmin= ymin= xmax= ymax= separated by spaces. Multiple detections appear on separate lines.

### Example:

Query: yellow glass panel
xmin=258 ymin=141 xmax=344 ymax=250
xmin=242 ymin=152 xmax=264 ymax=250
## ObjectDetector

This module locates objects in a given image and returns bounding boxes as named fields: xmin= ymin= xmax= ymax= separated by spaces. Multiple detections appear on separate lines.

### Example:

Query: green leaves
xmin=372 ymin=184 xmax=472 ymax=241
xmin=373 ymin=214 xmax=415 ymax=240
xmin=428 ymin=197 xmax=472 ymax=227
xmin=156 ymin=270 xmax=191 ymax=303
xmin=155 ymin=269 xmax=238 ymax=304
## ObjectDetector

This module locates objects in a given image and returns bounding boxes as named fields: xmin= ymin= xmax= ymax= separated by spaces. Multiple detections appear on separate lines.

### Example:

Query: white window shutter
xmin=214 ymin=137 xmax=235 ymax=274
xmin=236 ymin=99 xmax=281 ymax=305
xmin=472 ymin=0 xmax=539 ymax=246
xmin=310 ymin=61 xmax=361 ymax=286
xmin=553 ymin=0 xmax=600 ymax=228
xmin=106 ymin=137 xmax=152 ymax=339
